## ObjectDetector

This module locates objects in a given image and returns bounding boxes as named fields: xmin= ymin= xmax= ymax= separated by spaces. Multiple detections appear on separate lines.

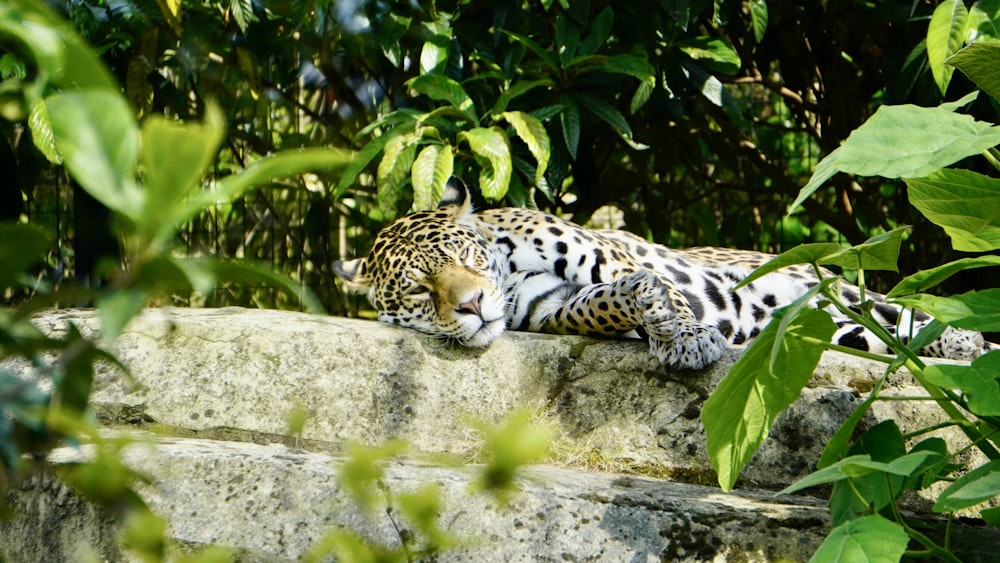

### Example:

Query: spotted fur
xmin=334 ymin=178 xmax=992 ymax=369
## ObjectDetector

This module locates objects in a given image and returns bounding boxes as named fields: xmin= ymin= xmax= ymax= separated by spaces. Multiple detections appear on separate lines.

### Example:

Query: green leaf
xmin=459 ymin=127 xmax=512 ymax=200
xmin=733 ymin=243 xmax=840 ymax=291
xmin=339 ymin=440 xmax=408 ymax=512
xmin=981 ymin=506 xmax=1000 ymax=526
xmin=809 ymin=515 xmax=908 ymax=563
xmin=677 ymin=36 xmax=742 ymax=76
xmin=821 ymin=227 xmax=907 ymax=273
xmin=334 ymin=130 xmax=403 ymax=198
xmin=490 ymin=79 xmax=553 ymax=116
xmin=749 ymin=0 xmax=768 ymax=43
xmin=577 ymin=6 xmax=614 ymax=56
xmin=96 ymin=288 xmax=150 ymax=340
xmin=501 ymin=30 xmax=561 ymax=73
xmin=780 ymin=451 xmax=939 ymax=495
xmin=888 ymin=256 xmax=1000 ymax=297
xmin=377 ymin=134 xmax=418 ymax=216
xmin=970 ymin=0 xmax=1000 ymax=41
xmin=45 ymin=91 xmax=143 ymax=219
xmin=703 ymin=307 xmax=836 ymax=491
xmin=501 ymin=111 xmax=550 ymax=188
xmin=27 ymin=100 xmax=60 ymax=164
xmin=559 ymin=98 xmax=581 ymax=157
xmin=790 ymin=103 xmax=1000 ymax=213
xmin=411 ymin=143 xmax=454 ymax=210
xmin=0 ymin=224 xmax=50 ymax=288
xmin=420 ymin=34 xmax=451 ymax=75
xmin=406 ymin=74 xmax=475 ymax=118
xmin=191 ymin=258 xmax=325 ymax=313
xmin=571 ymin=91 xmax=634 ymax=139
xmin=927 ymin=0 xmax=970 ymax=96
xmin=181 ymin=148 xmax=356 ymax=227
xmin=892 ymin=289 xmax=1000 ymax=331
xmin=947 ymin=43 xmax=1000 ymax=103
xmin=906 ymin=169 xmax=1000 ymax=252
xmin=924 ymin=353 xmax=1000 ymax=416
xmin=140 ymin=103 xmax=226 ymax=242
xmin=934 ymin=459 xmax=1000 ymax=512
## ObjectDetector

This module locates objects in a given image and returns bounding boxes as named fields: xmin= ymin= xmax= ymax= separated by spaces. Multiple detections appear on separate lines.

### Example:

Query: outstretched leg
xmin=504 ymin=269 xmax=728 ymax=369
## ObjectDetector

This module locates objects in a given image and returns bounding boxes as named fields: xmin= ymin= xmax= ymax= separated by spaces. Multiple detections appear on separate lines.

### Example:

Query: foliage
xmin=703 ymin=16 xmax=1000 ymax=561
xmin=304 ymin=410 xmax=553 ymax=562
xmin=0 ymin=0 xmax=349 ymax=559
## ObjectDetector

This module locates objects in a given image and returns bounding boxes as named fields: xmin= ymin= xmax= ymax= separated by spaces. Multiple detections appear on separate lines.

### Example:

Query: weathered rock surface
xmin=2 ymin=307 xmax=997 ymax=561
xmin=6 ymin=437 xmax=835 ymax=562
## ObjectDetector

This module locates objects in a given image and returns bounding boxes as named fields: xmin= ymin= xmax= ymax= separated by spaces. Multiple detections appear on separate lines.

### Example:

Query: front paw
xmin=648 ymin=323 xmax=728 ymax=370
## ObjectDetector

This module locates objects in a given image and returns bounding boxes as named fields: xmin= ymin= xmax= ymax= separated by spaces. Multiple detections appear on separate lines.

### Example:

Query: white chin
xmin=461 ymin=319 xmax=506 ymax=348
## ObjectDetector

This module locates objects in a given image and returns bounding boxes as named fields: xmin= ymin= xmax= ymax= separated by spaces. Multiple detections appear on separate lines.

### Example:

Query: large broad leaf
xmin=141 ymin=103 xmax=226 ymax=244
xmin=892 ymin=289 xmax=1000 ymax=332
xmin=501 ymin=111 xmax=550 ymax=189
xmin=809 ymin=515 xmax=908 ymax=563
xmin=934 ymin=459 xmax=1000 ymax=512
xmin=411 ymin=144 xmax=453 ymax=210
xmin=906 ymin=169 xmax=1000 ymax=252
xmin=459 ymin=127 xmax=512 ymax=200
xmin=45 ymin=90 xmax=143 ymax=220
xmin=948 ymin=42 xmax=1000 ymax=102
xmin=790 ymin=103 xmax=1000 ymax=213
xmin=925 ymin=353 xmax=1000 ymax=416
xmin=888 ymin=256 xmax=1000 ymax=297
xmin=703 ymin=306 xmax=836 ymax=491
xmin=927 ymin=0 xmax=970 ymax=95
xmin=821 ymin=227 xmax=907 ymax=272
xmin=733 ymin=243 xmax=840 ymax=291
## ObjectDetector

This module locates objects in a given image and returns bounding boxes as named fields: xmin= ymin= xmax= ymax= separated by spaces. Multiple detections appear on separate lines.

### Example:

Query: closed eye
xmin=404 ymin=284 xmax=432 ymax=300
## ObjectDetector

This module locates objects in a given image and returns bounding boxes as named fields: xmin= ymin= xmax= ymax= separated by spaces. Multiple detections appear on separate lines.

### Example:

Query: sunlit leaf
xmin=412 ymin=143 xmax=454 ymax=210
xmin=948 ymin=43 xmax=1000 ymax=103
xmin=934 ymin=459 xmax=1000 ymax=512
xmin=377 ymin=134 xmax=417 ymax=216
xmin=27 ymin=100 xmax=59 ymax=164
xmin=501 ymin=111 xmax=550 ymax=188
xmin=780 ymin=451 xmax=939 ymax=495
xmin=677 ymin=36 xmax=741 ymax=75
xmin=791 ymin=103 xmax=1000 ymax=213
xmin=905 ymin=169 xmax=1000 ymax=252
xmin=407 ymin=74 xmax=475 ymax=117
xmin=821 ymin=227 xmax=907 ymax=272
xmin=45 ymin=91 xmax=144 ymax=220
xmin=809 ymin=515 xmax=908 ymax=563
xmin=141 ymin=103 xmax=226 ymax=244
xmin=888 ymin=256 xmax=1000 ymax=297
xmin=892 ymin=289 xmax=1000 ymax=332
xmin=927 ymin=0 xmax=970 ymax=95
xmin=733 ymin=243 xmax=840 ymax=290
xmin=459 ymin=127 xmax=512 ymax=200
xmin=925 ymin=353 xmax=1000 ymax=416
xmin=969 ymin=0 xmax=1000 ymax=41
xmin=703 ymin=306 xmax=836 ymax=491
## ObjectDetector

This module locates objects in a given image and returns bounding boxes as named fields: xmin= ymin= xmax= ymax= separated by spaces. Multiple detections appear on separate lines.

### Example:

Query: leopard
xmin=333 ymin=177 xmax=992 ymax=370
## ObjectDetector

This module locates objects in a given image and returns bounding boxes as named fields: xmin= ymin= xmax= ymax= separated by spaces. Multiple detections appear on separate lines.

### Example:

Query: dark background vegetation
xmin=3 ymin=0 xmax=995 ymax=315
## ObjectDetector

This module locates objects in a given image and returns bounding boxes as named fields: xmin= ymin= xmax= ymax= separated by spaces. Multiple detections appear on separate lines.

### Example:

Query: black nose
xmin=456 ymin=290 xmax=483 ymax=317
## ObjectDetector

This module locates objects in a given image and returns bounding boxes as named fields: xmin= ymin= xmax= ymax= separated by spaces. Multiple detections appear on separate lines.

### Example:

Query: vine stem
xmin=818 ymin=284 xmax=1000 ymax=460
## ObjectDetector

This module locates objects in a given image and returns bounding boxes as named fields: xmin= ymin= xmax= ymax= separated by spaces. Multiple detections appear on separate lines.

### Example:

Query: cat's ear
xmin=333 ymin=258 xmax=370 ymax=293
xmin=437 ymin=176 xmax=473 ymax=218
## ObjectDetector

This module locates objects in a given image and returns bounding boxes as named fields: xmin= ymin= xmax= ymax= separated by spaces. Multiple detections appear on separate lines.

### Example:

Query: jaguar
xmin=334 ymin=178 xmax=991 ymax=369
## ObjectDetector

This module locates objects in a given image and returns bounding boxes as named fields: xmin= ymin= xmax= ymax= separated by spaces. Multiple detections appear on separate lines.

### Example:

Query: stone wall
xmin=2 ymin=308 xmax=997 ymax=561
